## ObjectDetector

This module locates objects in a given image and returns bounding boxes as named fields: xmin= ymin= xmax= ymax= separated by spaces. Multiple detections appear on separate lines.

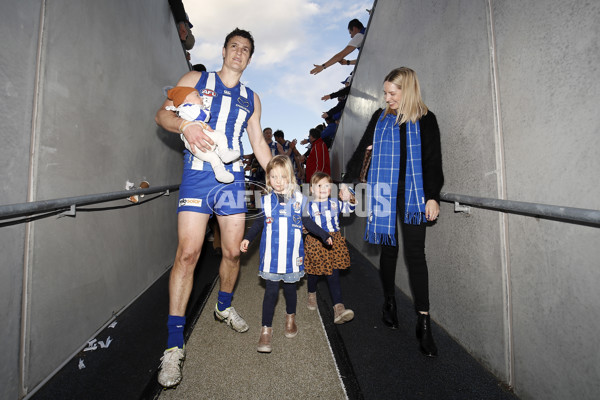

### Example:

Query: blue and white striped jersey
xmin=308 ymin=199 xmax=355 ymax=233
xmin=259 ymin=192 xmax=307 ymax=275
xmin=268 ymin=141 xmax=278 ymax=156
xmin=184 ymin=71 xmax=255 ymax=173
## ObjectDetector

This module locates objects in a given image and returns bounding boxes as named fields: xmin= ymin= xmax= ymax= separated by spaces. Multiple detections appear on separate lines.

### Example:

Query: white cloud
xmin=185 ymin=0 xmax=320 ymax=68
xmin=180 ymin=0 xmax=373 ymax=152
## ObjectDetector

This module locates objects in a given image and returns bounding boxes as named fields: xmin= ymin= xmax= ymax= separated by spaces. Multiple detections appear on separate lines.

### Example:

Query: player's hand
xmin=182 ymin=122 xmax=215 ymax=153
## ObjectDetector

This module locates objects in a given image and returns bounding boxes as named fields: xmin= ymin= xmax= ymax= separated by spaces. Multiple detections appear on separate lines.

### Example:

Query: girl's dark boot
xmin=416 ymin=313 xmax=438 ymax=357
xmin=381 ymin=295 xmax=399 ymax=329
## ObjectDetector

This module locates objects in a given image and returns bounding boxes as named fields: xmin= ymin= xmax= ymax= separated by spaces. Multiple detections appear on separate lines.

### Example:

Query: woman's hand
xmin=425 ymin=200 xmax=440 ymax=221
xmin=240 ymin=239 xmax=249 ymax=252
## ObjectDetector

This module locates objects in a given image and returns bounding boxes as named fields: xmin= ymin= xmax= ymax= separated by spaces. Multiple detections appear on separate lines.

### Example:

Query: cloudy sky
xmin=183 ymin=0 xmax=374 ymax=154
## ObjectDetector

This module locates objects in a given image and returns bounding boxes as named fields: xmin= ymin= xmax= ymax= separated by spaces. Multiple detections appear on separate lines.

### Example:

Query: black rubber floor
xmin=317 ymin=244 xmax=518 ymax=400
xmin=31 ymin=243 xmax=221 ymax=400
xmin=32 ymin=241 xmax=518 ymax=400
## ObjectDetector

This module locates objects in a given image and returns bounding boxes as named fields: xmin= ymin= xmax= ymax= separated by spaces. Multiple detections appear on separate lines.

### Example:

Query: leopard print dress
xmin=304 ymin=231 xmax=351 ymax=275
xmin=304 ymin=199 xmax=353 ymax=276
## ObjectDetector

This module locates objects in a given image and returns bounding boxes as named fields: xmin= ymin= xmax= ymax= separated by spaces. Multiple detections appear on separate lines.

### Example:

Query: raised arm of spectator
xmin=339 ymin=59 xmax=356 ymax=66
xmin=310 ymin=45 xmax=356 ymax=75
xmin=322 ymin=86 xmax=351 ymax=101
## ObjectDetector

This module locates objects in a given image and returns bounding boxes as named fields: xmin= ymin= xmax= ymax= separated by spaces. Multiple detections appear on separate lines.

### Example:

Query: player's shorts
xmin=178 ymin=168 xmax=249 ymax=215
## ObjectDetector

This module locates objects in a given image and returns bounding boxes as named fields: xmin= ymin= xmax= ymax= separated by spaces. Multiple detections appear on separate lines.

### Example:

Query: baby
xmin=165 ymin=86 xmax=240 ymax=183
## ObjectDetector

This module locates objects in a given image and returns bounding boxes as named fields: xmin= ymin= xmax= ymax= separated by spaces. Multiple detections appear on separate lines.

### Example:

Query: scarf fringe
xmin=405 ymin=212 xmax=426 ymax=225
xmin=365 ymin=230 xmax=397 ymax=246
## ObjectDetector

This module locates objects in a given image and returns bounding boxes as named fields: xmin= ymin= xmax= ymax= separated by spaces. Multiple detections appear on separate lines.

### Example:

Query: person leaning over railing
xmin=342 ymin=67 xmax=444 ymax=357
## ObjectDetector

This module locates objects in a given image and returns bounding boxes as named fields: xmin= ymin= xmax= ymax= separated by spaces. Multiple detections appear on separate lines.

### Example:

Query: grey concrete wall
xmin=1 ymin=0 xmax=188 ymax=397
xmin=0 ymin=2 xmax=43 ymax=399
xmin=334 ymin=0 xmax=600 ymax=399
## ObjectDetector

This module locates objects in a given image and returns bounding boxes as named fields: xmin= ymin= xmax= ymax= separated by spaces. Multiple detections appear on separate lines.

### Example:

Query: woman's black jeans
xmin=379 ymin=219 xmax=430 ymax=313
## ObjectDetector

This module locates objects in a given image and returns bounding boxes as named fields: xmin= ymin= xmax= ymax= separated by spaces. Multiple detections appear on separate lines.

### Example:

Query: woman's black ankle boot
xmin=381 ymin=295 xmax=399 ymax=329
xmin=416 ymin=313 xmax=438 ymax=357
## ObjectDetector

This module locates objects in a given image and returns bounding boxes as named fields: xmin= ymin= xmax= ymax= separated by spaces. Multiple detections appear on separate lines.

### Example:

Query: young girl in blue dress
xmin=240 ymin=155 xmax=332 ymax=353
xmin=304 ymin=172 xmax=356 ymax=324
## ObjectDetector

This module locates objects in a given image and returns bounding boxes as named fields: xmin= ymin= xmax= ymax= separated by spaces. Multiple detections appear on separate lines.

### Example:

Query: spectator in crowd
xmin=273 ymin=129 xmax=296 ymax=157
xmin=320 ymin=114 xmax=340 ymax=149
xmin=243 ymin=153 xmax=261 ymax=207
xmin=300 ymin=123 xmax=326 ymax=154
xmin=273 ymin=130 xmax=304 ymax=183
xmin=304 ymin=128 xmax=330 ymax=183
xmin=322 ymin=73 xmax=352 ymax=102
xmin=310 ymin=19 xmax=365 ymax=75
xmin=192 ymin=64 xmax=207 ymax=72
xmin=263 ymin=127 xmax=278 ymax=156
xmin=253 ymin=127 xmax=277 ymax=184
xmin=168 ymin=0 xmax=195 ymax=51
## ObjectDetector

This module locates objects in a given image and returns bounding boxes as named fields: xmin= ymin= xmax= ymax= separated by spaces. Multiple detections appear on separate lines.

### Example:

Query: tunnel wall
xmin=333 ymin=1 xmax=600 ymax=399
xmin=0 ymin=0 xmax=188 ymax=397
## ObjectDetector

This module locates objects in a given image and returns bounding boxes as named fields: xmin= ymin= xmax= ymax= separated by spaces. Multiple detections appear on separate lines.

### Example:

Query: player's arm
xmin=154 ymin=70 xmax=214 ymax=151
xmin=247 ymin=93 xmax=272 ymax=170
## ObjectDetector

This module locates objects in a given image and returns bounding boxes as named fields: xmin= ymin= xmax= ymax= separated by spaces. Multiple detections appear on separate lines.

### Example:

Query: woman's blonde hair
xmin=265 ymin=155 xmax=297 ymax=196
xmin=383 ymin=67 xmax=428 ymax=124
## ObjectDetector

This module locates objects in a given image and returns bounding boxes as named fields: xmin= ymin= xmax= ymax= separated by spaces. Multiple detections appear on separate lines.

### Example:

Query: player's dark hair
xmin=224 ymin=28 xmax=255 ymax=57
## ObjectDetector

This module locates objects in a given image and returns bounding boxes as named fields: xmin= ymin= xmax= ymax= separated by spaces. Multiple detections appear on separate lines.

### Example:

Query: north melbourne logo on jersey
xmin=237 ymin=97 xmax=250 ymax=108
xmin=236 ymin=96 xmax=251 ymax=113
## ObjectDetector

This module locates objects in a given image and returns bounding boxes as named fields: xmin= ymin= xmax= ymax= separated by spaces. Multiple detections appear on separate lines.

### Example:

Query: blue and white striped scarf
xmin=365 ymin=114 xmax=425 ymax=246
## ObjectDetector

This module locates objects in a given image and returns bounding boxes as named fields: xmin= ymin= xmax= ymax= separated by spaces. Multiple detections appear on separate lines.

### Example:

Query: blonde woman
xmin=343 ymin=67 xmax=444 ymax=357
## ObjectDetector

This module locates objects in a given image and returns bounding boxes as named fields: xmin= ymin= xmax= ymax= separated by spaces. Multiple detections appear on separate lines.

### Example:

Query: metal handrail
xmin=440 ymin=192 xmax=600 ymax=227
xmin=2 ymin=185 xmax=597 ymax=227
xmin=0 ymin=184 xmax=179 ymax=220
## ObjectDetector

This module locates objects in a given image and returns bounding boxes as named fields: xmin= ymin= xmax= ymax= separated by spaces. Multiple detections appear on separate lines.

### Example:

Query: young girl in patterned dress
xmin=240 ymin=156 xmax=332 ymax=353
xmin=304 ymin=172 xmax=356 ymax=324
